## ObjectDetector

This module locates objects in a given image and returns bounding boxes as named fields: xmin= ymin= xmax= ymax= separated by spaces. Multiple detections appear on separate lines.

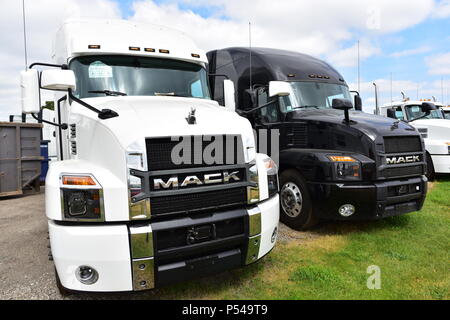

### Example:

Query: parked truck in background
xmin=380 ymin=99 xmax=450 ymax=179
xmin=19 ymin=20 xmax=279 ymax=293
xmin=207 ymin=47 xmax=428 ymax=230
xmin=440 ymin=106 xmax=450 ymax=119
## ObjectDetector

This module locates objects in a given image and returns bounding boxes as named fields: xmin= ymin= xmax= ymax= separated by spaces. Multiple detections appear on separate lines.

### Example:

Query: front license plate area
xmin=186 ymin=224 xmax=216 ymax=244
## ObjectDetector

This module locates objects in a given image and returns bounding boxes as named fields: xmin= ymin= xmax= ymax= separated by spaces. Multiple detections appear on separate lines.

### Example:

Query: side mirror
xmin=350 ymin=90 xmax=362 ymax=111
xmin=421 ymin=102 xmax=437 ymax=114
xmin=40 ymin=69 xmax=76 ymax=91
xmin=268 ymin=81 xmax=291 ymax=97
xmin=354 ymin=95 xmax=362 ymax=111
xmin=223 ymin=79 xmax=236 ymax=112
xmin=332 ymin=98 xmax=353 ymax=110
xmin=20 ymin=69 xmax=40 ymax=114
xmin=332 ymin=98 xmax=353 ymax=123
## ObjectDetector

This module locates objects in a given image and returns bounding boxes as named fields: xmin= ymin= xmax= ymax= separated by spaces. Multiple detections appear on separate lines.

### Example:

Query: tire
xmin=426 ymin=153 xmax=435 ymax=181
xmin=54 ymin=267 xmax=70 ymax=296
xmin=279 ymin=169 xmax=319 ymax=230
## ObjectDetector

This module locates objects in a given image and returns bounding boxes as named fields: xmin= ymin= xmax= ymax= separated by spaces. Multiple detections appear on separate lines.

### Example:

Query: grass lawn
xmin=134 ymin=178 xmax=450 ymax=300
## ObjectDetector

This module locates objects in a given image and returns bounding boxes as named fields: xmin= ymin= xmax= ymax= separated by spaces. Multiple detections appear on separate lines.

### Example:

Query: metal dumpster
xmin=0 ymin=122 xmax=43 ymax=197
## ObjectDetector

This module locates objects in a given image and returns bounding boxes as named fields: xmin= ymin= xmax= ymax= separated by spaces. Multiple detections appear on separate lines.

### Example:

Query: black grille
xmin=288 ymin=125 xmax=308 ymax=147
xmin=384 ymin=165 xmax=423 ymax=178
xmin=151 ymin=187 xmax=247 ymax=216
xmin=384 ymin=136 xmax=422 ymax=154
xmin=146 ymin=135 xmax=244 ymax=171
xmin=155 ymin=217 xmax=245 ymax=251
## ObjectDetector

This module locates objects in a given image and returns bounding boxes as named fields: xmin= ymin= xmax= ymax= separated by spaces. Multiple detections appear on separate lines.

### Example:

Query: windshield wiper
xmin=154 ymin=92 xmax=190 ymax=97
xmin=89 ymin=90 xmax=127 ymax=96
xmin=297 ymin=105 xmax=320 ymax=109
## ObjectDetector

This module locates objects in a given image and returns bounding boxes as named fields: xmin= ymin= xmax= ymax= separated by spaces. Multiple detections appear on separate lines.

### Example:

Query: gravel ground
xmin=0 ymin=190 xmax=302 ymax=300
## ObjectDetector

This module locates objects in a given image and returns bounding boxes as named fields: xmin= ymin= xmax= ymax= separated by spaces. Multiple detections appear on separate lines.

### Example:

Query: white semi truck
xmin=380 ymin=99 xmax=450 ymax=178
xmin=440 ymin=106 xmax=450 ymax=119
xmin=20 ymin=19 xmax=279 ymax=293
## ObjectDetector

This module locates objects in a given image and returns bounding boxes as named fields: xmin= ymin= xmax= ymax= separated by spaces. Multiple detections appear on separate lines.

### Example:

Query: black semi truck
xmin=207 ymin=47 xmax=428 ymax=230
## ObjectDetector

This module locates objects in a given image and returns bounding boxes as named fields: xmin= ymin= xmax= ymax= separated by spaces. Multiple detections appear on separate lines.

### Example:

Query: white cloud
xmin=0 ymin=0 xmax=443 ymax=120
xmin=327 ymin=40 xmax=381 ymax=68
xmin=0 ymin=0 xmax=121 ymax=120
xmin=425 ymin=52 xmax=450 ymax=75
xmin=432 ymin=0 xmax=450 ymax=18
xmin=390 ymin=45 xmax=432 ymax=58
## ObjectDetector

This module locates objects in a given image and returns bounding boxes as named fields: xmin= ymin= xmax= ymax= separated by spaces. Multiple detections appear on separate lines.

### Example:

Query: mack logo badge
xmin=386 ymin=155 xmax=420 ymax=165
xmin=153 ymin=171 xmax=241 ymax=190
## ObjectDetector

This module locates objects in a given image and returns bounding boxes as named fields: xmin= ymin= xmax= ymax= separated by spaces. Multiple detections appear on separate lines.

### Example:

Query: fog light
xmin=271 ymin=227 xmax=278 ymax=243
xmin=339 ymin=204 xmax=355 ymax=217
xmin=76 ymin=266 xmax=99 ymax=285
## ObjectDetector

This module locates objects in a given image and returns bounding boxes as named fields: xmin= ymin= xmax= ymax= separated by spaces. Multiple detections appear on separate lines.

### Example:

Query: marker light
xmin=88 ymin=45 xmax=101 ymax=49
xmin=145 ymin=48 xmax=155 ymax=52
xmin=328 ymin=156 xmax=356 ymax=162
xmin=159 ymin=49 xmax=170 ymax=54
xmin=62 ymin=175 xmax=96 ymax=186
xmin=191 ymin=53 xmax=200 ymax=58
xmin=129 ymin=46 xmax=140 ymax=51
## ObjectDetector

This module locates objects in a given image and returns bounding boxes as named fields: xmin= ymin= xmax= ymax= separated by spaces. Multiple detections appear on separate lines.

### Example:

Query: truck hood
xmin=287 ymin=108 xmax=416 ymax=139
xmin=410 ymin=119 xmax=450 ymax=141
xmin=71 ymin=96 xmax=256 ymax=150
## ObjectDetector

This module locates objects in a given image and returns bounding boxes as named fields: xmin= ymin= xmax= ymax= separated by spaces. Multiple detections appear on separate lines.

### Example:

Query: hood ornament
xmin=186 ymin=108 xmax=197 ymax=125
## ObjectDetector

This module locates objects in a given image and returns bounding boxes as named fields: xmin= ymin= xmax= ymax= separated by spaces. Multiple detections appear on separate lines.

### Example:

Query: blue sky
xmin=1 ymin=0 xmax=450 ymax=119
xmin=114 ymin=0 xmax=450 ymax=107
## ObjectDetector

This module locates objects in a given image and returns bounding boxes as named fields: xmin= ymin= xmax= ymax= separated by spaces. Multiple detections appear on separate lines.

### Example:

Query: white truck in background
xmin=440 ymin=106 xmax=450 ymax=119
xmin=380 ymin=99 xmax=450 ymax=178
xmin=20 ymin=19 xmax=279 ymax=293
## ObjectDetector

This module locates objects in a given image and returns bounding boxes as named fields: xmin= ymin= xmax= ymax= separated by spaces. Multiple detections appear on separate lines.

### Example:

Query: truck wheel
xmin=279 ymin=169 xmax=318 ymax=230
xmin=54 ymin=267 xmax=70 ymax=296
xmin=426 ymin=153 xmax=435 ymax=181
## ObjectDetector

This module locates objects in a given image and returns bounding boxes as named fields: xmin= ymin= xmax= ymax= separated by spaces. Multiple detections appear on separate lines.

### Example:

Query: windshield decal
xmin=88 ymin=61 xmax=113 ymax=78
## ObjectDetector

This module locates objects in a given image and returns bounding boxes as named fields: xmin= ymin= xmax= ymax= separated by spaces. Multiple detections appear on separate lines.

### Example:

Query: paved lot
xmin=0 ymin=189 xmax=59 ymax=299
xmin=0 ymin=189 xmax=301 ymax=300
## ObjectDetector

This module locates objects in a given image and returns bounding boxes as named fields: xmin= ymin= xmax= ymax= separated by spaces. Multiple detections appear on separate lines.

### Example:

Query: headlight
xmin=247 ymin=164 xmax=260 ymax=204
xmin=247 ymin=155 xmax=279 ymax=204
xmin=263 ymin=157 xmax=279 ymax=197
xmin=60 ymin=174 xmax=104 ymax=221
xmin=328 ymin=155 xmax=361 ymax=181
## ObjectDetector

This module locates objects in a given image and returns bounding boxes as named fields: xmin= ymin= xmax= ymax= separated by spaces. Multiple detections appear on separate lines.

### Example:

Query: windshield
xmin=70 ymin=55 xmax=210 ymax=99
xmin=405 ymin=105 xmax=444 ymax=120
xmin=279 ymin=81 xmax=352 ymax=112
xmin=444 ymin=110 xmax=450 ymax=120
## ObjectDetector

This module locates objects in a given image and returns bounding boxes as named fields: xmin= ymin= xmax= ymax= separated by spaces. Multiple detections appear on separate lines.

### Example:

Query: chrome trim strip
xmin=245 ymin=235 xmax=261 ymax=265
xmin=130 ymin=226 xmax=154 ymax=259
xmin=143 ymin=163 xmax=252 ymax=176
xmin=132 ymin=258 xmax=154 ymax=291
xmin=129 ymin=199 xmax=151 ymax=220
xmin=247 ymin=207 xmax=262 ymax=237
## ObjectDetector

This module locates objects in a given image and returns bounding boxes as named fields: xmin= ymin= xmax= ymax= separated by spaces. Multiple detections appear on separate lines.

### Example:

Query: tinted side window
xmin=256 ymin=89 xmax=280 ymax=123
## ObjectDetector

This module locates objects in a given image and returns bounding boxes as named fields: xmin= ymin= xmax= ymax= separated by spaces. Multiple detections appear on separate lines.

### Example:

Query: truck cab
xmin=381 ymin=100 xmax=450 ymax=178
xmin=20 ymin=20 xmax=279 ymax=293
xmin=441 ymin=106 xmax=450 ymax=119
xmin=208 ymin=47 xmax=427 ymax=230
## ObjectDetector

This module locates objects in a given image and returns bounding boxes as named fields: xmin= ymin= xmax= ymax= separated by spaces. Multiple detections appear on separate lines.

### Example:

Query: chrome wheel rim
xmin=281 ymin=182 xmax=303 ymax=218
